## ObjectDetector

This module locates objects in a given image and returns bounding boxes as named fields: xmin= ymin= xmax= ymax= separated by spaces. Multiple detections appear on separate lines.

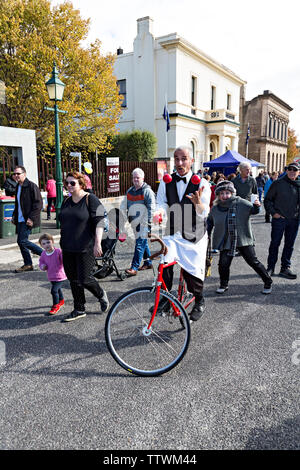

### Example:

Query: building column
xmin=231 ymin=136 xmax=238 ymax=151
xmin=219 ymin=134 xmax=225 ymax=155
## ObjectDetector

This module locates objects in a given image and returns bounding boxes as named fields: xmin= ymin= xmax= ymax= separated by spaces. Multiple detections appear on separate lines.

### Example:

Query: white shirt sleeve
xmin=156 ymin=180 xmax=169 ymax=216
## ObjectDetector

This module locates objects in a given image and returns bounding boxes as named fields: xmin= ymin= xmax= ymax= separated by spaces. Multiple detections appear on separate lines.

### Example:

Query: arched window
xmin=209 ymin=142 xmax=215 ymax=161
xmin=267 ymin=151 xmax=271 ymax=171
xmin=272 ymin=153 xmax=275 ymax=171
xmin=273 ymin=119 xmax=276 ymax=138
xmin=277 ymin=122 xmax=280 ymax=140
xmin=190 ymin=141 xmax=195 ymax=159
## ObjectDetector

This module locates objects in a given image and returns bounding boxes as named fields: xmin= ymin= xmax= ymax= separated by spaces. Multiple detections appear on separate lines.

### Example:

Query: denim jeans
xmin=258 ymin=187 xmax=263 ymax=202
xmin=267 ymin=217 xmax=299 ymax=270
xmin=50 ymin=281 xmax=64 ymax=305
xmin=131 ymin=238 xmax=152 ymax=271
xmin=17 ymin=222 xmax=43 ymax=265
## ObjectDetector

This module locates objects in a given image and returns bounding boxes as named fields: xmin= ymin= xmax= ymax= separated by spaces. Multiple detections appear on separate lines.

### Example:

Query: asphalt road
xmin=0 ymin=209 xmax=299 ymax=451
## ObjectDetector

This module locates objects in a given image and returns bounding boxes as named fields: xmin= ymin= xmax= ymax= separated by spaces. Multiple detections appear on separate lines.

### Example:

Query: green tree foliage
xmin=110 ymin=130 xmax=157 ymax=161
xmin=0 ymin=0 xmax=122 ymax=158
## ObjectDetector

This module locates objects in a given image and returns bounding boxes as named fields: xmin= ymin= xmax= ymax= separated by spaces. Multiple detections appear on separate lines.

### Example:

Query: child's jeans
xmin=51 ymin=281 xmax=64 ymax=305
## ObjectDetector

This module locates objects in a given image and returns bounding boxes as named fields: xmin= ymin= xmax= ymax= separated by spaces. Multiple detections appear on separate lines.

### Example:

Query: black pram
xmin=93 ymin=209 xmax=127 ymax=281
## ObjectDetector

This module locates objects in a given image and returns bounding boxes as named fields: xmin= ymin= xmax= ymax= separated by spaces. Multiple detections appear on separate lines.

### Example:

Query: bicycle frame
xmin=147 ymin=256 xmax=194 ymax=331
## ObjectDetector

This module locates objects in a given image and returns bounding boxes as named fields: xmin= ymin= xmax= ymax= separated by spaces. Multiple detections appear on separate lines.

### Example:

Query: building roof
xmin=157 ymin=33 xmax=246 ymax=86
xmin=245 ymin=90 xmax=293 ymax=112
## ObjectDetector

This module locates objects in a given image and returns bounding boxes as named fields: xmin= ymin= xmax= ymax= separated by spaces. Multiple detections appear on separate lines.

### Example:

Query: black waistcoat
xmin=165 ymin=173 xmax=206 ymax=243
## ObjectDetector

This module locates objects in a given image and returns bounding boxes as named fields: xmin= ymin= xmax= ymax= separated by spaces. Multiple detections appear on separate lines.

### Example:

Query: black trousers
xmin=218 ymin=245 xmax=271 ymax=287
xmin=162 ymin=265 xmax=204 ymax=303
xmin=62 ymin=250 xmax=104 ymax=311
xmin=47 ymin=197 xmax=56 ymax=218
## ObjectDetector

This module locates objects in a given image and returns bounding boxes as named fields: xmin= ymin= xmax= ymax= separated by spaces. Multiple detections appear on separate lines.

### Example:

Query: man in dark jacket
xmin=264 ymin=162 xmax=300 ymax=279
xmin=12 ymin=166 xmax=43 ymax=272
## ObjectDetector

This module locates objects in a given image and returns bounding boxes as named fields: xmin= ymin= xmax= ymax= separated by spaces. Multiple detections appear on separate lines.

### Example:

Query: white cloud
xmin=51 ymin=0 xmax=300 ymax=135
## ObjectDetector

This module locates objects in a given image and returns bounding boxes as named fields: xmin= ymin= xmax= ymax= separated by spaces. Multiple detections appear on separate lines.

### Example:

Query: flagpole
xmin=246 ymin=122 xmax=250 ymax=158
xmin=165 ymin=93 xmax=168 ymax=159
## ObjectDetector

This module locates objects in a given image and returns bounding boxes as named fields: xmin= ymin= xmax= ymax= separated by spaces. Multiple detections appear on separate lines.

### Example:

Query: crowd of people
xmin=9 ymin=154 xmax=300 ymax=323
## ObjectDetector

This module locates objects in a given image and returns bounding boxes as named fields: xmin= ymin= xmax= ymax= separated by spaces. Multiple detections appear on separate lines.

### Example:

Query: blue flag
xmin=163 ymin=105 xmax=170 ymax=132
xmin=246 ymin=124 xmax=250 ymax=145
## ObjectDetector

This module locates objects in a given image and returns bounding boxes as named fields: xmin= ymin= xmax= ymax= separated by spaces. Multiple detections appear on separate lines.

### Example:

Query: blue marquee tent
xmin=203 ymin=150 xmax=259 ymax=176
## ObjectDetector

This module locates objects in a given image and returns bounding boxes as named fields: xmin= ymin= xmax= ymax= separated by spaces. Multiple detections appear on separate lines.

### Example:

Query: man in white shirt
xmin=154 ymin=146 xmax=211 ymax=321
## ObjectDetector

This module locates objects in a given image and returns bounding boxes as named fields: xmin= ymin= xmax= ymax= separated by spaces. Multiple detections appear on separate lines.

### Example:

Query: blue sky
xmin=52 ymin=0 xmax=300 ymax=136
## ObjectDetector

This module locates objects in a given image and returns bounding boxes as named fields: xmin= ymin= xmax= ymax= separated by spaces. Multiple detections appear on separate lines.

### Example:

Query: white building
xmin=114 ymin=16 xmax=246 ymax=170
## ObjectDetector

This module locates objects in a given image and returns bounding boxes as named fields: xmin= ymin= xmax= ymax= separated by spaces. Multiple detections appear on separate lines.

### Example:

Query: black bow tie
xmin=174 ymin=174 xmax=187 ymax=184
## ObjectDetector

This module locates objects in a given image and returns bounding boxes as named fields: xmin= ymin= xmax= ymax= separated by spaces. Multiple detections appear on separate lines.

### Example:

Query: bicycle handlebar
xmin=148 ymin=234 xmax=168 ymax=259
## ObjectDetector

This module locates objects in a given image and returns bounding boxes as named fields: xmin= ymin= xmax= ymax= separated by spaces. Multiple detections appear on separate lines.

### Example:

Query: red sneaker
xmin=49 ymin=304 xmax=61 ymax=315
xmin=58 ymin=299 xmax=65 ymax=307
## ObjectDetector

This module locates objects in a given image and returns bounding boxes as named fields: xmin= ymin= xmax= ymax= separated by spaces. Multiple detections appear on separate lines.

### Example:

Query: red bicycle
xmin=105 ymin=235 xmax=193 ymax=376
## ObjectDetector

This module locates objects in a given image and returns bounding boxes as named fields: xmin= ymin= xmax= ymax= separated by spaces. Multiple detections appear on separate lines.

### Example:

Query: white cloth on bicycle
xmin=162 ymin=231 xmax=208 ymax=281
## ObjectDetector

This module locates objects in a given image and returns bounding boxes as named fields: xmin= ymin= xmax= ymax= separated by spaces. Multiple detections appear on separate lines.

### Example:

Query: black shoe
xmin=279 ymin=268 xmax=297 ymax=280
xmin=149 ymin=297 xmax=170 ymax=314
xmin=61 ymin=310 xmax=86 ymax=322
xmin=189 ymin=301 xmax=205 ymax=322
xmin=99 ymin=290 xmax=109 ymax=313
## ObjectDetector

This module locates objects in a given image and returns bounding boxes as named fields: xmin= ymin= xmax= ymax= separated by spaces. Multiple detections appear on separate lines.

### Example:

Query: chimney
xmin=137 ymin=16 xmax=154 ymax=36
xmin=117 ymin=47 xmax=123 ymax=55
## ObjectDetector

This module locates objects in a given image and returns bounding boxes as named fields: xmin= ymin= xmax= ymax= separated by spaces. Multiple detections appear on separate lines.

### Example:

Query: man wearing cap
xmin=264 ymin=162 xmax=300 ymax=279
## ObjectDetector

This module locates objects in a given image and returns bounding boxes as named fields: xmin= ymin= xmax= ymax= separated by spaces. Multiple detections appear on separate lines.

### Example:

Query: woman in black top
xmin=59 ymin=171 xmax=109 ymax=322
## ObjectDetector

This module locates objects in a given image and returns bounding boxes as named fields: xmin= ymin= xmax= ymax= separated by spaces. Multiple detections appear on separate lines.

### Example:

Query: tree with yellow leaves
xmin=0 ymin=0 xmax=122 ymax=158
xmin=287 ymin=128 xmax=299 ymax=165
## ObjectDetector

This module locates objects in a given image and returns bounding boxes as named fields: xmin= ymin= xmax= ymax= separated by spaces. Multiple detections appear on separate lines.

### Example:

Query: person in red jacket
xmin=46 ymin=174 xmax=56 ymax=220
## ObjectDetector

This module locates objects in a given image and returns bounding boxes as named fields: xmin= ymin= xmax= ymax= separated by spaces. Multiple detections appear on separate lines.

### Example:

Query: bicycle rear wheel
xmin=105 ymin=287 xmax=191 ymax=376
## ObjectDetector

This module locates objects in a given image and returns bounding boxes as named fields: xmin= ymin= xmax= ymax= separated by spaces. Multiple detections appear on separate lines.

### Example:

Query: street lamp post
xmin=45 ymin=62 xmax=66 ymax=228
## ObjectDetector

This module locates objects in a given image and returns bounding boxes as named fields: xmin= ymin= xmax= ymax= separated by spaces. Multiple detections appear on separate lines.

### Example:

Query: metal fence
xmin=0 ymin=150 xmax=159 ymax=197
xmin=37 ymin=155 xmax=159 ymax=197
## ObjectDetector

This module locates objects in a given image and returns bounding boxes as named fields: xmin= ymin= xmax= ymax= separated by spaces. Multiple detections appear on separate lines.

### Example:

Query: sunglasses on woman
xmin=66 ymin=180 xmax=77 ymax=186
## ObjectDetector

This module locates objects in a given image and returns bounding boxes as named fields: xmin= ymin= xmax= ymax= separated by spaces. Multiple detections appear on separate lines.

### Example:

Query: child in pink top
xmin=39 ymin=233 xmax=67 ymax=315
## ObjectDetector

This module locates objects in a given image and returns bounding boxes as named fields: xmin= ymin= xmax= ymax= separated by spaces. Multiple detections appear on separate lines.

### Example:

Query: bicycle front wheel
xmin=105 ymin=287 xmax=191 ymax=376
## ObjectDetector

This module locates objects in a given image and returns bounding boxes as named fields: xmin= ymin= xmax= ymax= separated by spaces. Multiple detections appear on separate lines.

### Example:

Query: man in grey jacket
xmin=121 ymin=168 xmax=156 ymax=276
xmin=264 ymin=161 xmax=300 ymax=279
xmin=233 ymin=162 xmax=258 ymax=201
